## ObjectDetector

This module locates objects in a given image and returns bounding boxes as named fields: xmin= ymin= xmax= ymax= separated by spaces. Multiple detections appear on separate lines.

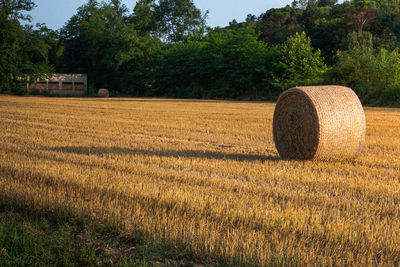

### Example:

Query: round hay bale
xmin=273 ymin=85 xmax=366 ymax=161
xmin=97 ymin=88 xmax=109 ymax=97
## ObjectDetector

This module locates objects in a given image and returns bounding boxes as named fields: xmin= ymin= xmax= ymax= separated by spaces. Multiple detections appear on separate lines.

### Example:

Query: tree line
xmin=1 ymin=0 xmax=400 ymax=105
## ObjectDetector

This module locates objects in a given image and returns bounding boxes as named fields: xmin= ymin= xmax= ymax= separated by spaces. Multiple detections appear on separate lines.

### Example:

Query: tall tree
xmin=347 ymin=0 xmax=378 ymax=36
xmin=60 ymin=0 xmax=130 ymax=89
xmin=131 ymin=0 xmax=157 ymax=35
xmin=0 ymin=0 xmax=52 ymax=93
xmin=272 ymin=32 xmax=327 ymax=91
xmin=154 ymin=0 xmax=208 ymax=43
xmin=299 ymin=3 xmax=348 ymax=63
xmin=60 ymin=0 xmax=160 ymax=93
xmin=0 ymin=15 xmax=24 ymax=91
xmin=0 ymin=0 xmax=35 ymax=21
xmin=59 ymin=0 xmax=98 ymax=73
xmin=257 ymin=6 xmax=303 ymax=45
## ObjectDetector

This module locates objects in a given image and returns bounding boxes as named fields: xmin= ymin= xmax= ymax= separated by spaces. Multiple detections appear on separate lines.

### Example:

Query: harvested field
xmin=0 ymin=96 xmax=400 ymax=265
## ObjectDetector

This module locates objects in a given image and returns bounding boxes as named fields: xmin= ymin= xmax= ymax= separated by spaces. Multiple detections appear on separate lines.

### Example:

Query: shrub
xmin=272 ymin=32 xmax=328 ymax=92
xmin=327 ymin=32 xmax=400 ymax=105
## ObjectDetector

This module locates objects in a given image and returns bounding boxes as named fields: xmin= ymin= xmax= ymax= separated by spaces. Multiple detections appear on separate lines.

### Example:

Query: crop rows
xmin=1 ymin=96 xmax=400 ymax=265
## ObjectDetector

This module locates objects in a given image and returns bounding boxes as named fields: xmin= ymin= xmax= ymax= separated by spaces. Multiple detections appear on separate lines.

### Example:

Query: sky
xmin=29 ymin=0 xmax=293 ymax=30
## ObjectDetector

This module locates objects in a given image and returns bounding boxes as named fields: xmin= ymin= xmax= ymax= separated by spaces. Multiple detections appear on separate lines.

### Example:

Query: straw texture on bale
xmin=273 ymin=85 xmax=366 ymax=161
xmin=97 ymin=88 xmax=109 ymax=97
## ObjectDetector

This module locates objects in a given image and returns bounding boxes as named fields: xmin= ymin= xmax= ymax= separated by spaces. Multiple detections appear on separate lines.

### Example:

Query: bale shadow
xmin=42 ymin=146 xmax=280 ymax=162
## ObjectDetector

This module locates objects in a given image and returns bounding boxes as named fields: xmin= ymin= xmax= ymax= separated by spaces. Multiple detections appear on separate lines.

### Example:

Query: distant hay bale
xmin=97 ymin=88 xmax=109 ymax=97
xmin=273 ymin=85 xmax=366 ymax=161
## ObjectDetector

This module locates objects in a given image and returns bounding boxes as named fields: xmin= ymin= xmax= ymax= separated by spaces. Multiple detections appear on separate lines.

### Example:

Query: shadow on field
xmin=43 ymin=146 xmax=281 ymax=162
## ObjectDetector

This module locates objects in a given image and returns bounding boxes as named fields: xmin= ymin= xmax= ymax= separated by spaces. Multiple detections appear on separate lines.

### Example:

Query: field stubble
xmin=0 ymin=96 xmax=400 ymax=265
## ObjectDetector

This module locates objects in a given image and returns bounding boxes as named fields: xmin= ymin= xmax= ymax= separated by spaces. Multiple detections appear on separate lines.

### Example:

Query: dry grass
xmin=0 ymin=95 xmax=400 ymax=266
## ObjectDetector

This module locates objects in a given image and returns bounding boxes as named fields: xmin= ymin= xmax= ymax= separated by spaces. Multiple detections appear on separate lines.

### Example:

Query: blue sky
xmin=29 ymin=0 xmax=293 ymax=29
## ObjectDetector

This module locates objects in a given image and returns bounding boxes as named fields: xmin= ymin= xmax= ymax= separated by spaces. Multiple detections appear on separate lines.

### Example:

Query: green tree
xmin=153 ymin=40 xmax=206 ymax=98
xmin=59 ymin=0 xmax=100 ymax=74
xmin=0 ymin=0 xmax=35 ymax=21
xmin=131 ymin=0 xmax=157 ymax=35
xmin=299 ymin=4 xmax=348 ymax=63
xmin=371 ymin=0 xmax=400 ymax=49
xmin=256 ymin=6 xmax=303 ymax=45
xmin=60 ymin=0 xmax=161 ymax=93
xmin=204 ymin=27 xmax=271 ymax=98
xmin=0 ymin=17 xmax=23 ymax=91
xmin=0 ymin=0 xmax=52 ymax=93
xmin=347 ymin=0 xmax=378 ymax=36
xmin=118 ymin=30 xmax=161 ymax=96
xmin=153 ymin=27 xmax=273 ymax=99
xmin=36 ymin=24 xmax=63 ymax=70
xmin=154 ymin=0 xmax=208 ymax=43
xmin=20 ymin=25 xmax=53 ymax=86
xmin=327 ymin=32 xmax=400 ymax=105
xmin=272 ymin=32 xmax=327 ymax=91
xmin=61 ymin=0 xmax=129 ymax=89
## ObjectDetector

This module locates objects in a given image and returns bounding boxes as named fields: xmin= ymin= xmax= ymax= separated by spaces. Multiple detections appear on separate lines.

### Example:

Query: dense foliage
xmin=328 ymin=32 xmax=400 ymax=105
xmin=153 ymin=27 xmax=274 ymax=99
xmin=1 ymin=0 xmax=400 ymax=105
xmin=0 ymin=0 xmax=53 ymax=94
